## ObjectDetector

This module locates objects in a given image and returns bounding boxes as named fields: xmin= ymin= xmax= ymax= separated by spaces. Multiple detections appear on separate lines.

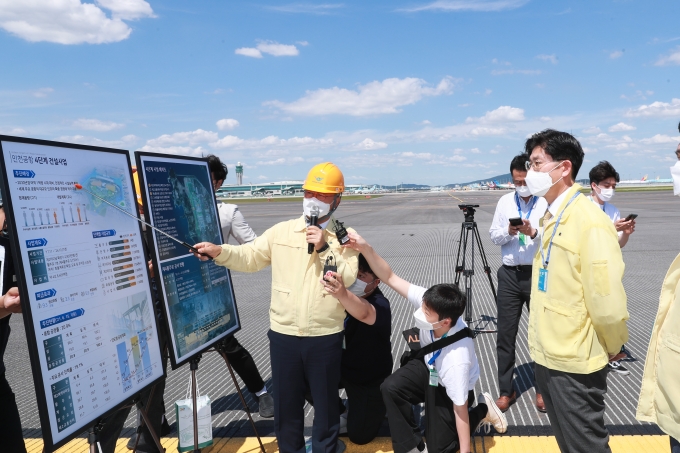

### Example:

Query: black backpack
xmin=399 ymin=327 xmax=476 ymax=368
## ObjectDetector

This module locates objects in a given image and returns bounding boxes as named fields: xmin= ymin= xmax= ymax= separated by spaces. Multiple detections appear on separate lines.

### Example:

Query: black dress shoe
xmin=258 ymin=392 xmax=275 ymax=418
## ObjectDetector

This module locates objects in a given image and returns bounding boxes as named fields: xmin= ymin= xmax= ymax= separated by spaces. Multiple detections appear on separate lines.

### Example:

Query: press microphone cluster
xmin=308 ymin=205 xmax=319 ymax=254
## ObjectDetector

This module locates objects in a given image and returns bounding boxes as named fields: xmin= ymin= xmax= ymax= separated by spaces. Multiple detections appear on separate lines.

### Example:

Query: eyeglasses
xmin=525 ymin=160 xmax=562 ymax=172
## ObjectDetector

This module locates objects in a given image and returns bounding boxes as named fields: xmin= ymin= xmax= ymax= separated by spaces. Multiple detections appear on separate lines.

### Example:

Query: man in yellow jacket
xmin=193 ymin=162 xmax=358 ymax=453
xmin=636 ymin=154 xmax=680 ymax=452
xmin=523 ymin=129 xmax=629 ymax=453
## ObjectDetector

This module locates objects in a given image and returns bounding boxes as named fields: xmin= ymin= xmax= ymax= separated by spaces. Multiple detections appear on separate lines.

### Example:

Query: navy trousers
xmin=268 ymin=330 xmax=343 ymax=453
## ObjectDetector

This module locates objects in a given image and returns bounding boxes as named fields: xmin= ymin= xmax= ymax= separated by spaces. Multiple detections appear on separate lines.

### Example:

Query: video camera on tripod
xmin=454 ymin=204 xmax=497 ymax=333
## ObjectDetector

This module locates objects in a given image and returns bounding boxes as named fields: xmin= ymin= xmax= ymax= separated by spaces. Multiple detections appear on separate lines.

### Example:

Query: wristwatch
xmin=530 ymin=229 xmax=538 ymax=239
xmin=316 ymin=242 xmax=330 ymax=253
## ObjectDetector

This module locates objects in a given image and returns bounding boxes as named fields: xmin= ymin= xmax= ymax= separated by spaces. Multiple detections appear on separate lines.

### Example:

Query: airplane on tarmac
xmin=493 ymin=180 xmax=515 ymax=190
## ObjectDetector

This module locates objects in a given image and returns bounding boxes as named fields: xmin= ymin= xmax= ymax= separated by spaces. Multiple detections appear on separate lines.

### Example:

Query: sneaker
xmin=608 ymin=361 xmax=630 ymax=376
xmin=477 ymin=392 xmax=508 ymax=434
xmin=339 ymin=411 xmax=348 ymax=435
xmin=257 ymin=392 xmax=275 ymax=418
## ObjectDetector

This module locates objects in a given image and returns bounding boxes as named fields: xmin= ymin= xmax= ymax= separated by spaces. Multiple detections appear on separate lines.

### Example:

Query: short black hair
xmin=589 ymin=161 xmax=620 ymax=185
xmin=422 ymin=283 xmax=466 ymax=322
xmin=206 ymin=154 xmax=227 ymax=181
xmin=524 ymin=129 xmax=584 ymax=180
xmin=357 ymin=254 xmax=376 ymax=277
xmin=510 ymin=154 xmax=529 ymax=174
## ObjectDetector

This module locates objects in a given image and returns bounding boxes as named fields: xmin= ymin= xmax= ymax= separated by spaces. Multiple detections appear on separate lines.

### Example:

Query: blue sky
xmin=1 ymin=0 xmax=679 ymax=186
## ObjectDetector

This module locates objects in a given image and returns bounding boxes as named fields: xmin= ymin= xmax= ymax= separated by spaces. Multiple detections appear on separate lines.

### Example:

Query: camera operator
xmin=488 ymin=154 xmax=548 ymax=413
xmin=0 ymin=199 xmax=28 ymax=453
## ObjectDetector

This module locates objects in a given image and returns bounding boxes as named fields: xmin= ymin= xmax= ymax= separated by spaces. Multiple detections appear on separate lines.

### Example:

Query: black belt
xmin=503 ymin=264 xmax=532 ymax=272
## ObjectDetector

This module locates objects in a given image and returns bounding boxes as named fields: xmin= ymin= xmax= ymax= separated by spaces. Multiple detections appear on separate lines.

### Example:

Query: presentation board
xmin=135 ymin=152 xmax=240 ymax=369
xmin=0 ymin=136 xmax=165 ymax=451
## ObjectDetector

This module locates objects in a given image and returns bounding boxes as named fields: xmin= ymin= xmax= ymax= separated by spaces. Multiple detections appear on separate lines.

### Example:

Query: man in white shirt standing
xmin=207 ymin=155 xmax=274 ymax=418
xmin=489 ymin=154 xmax=548 ymax=413
xmin=588 ymin=160 xmax=636 ymax=377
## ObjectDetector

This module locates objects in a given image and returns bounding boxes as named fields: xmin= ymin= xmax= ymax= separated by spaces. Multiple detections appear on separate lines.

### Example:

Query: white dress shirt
xmin=489 ymin=191 xmax=548 ymax=266
xmin=589 ymin=196 xmax=623 ymax=238
xmin=547 ymin=188 xmax=571 ymax=217
xmin=407 ymin=284 xmax=480 ymax=406
xmin=216 ymin=200 xmax=257 ymax=244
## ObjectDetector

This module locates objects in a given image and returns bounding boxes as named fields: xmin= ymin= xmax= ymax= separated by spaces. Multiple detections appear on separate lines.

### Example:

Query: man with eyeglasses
xmin=489 ymin=154 xmax=548 ymax=413
xmin=192 ymin=162 xmax=359 ymax=453
xmin=522 ymin=130 xmax=629 ymax=453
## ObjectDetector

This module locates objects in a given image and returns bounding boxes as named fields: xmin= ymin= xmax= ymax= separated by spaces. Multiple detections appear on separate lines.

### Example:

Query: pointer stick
xmin=74 ymin=184 xmax=212 ymax=260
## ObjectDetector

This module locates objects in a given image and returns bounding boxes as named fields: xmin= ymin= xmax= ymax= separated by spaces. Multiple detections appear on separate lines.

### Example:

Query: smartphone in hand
xmin=509 ymin=217 xmax=523 ymax=226
xmin=624 ymin=214 xmax=638 ymax=222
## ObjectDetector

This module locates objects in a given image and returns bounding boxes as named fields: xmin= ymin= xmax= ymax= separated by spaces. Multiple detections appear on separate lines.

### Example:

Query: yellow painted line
xmin=26 ymin=435 xmax=671 ymax=453
xmin=446 ymin=190 xmax=465 ymax=203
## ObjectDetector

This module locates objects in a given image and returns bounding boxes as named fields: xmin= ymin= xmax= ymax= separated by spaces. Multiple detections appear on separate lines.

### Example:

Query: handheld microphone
xmin=308 ymin=205 xmax=319 ymax=254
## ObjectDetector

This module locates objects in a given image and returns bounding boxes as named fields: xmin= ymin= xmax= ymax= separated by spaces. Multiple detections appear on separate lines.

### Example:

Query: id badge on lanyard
xmin=429 ymin=368 xmax=439 ymax=386
xmin=516 ymin=194 xmax=535 ymax=247
xmin=538 ymin=268 xmax=548 ymax=292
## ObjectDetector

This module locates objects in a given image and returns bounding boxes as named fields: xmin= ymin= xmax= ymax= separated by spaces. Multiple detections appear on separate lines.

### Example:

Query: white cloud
xmin=235 ymin=40 xmax=300 ymax=58
xmin=257 ymin=175 xmax=269 ymax=180
xmin=139 ymin=145 xmax=206 ymax=157
xmin=257 ymin=40 xmax=299 ymax=56
xmin=582 ymin=126 xmax=601 ymax=134
xmin=146 ymin=129 xmax=219 ymax=147
xmin=470 ymin=148 xmax=482 ymax=154
xmin=257 ymin=156 xmax=305 ymax=166
xmin=73 ymin=118 xmax=124 ymax=131
xmin=536 ymin=54 xmax=558 ymax=64
xmin=235 ymin=47 xmax=263 ymax=58
xmin=267 ymin=3 xmax=344 ymax=14
xmin=266 ymin=76 xmax=457 ymax=116
xmin=625 ymin=98 xmax=680 ymax=118
xmin=210 ymin=134 xmax=334 ymax=150
xmin=470 ymin=127 xmax=506 ymax=136
xmin=470 ymin=105 xmax=525 ymax=123
xmin=491 ymin=69 xmax=542 ymax=75
xmin=609 ymin=50 xmax=624 ymax=59
xmin=399 ymin=0 xmax=529 ymax=12
xmin=216 ymin=118 xmax=240 ymax=130
xmin=350 ymin=138 xmax=388 ymax=151
xmin=0 ymin=0 xmax=154 ymax=45
xmin=640 ymin=134 xmax=680 ymax=144
xmin=296 ymin=40 xmax=309 ymax=46
xmin=655 ymin=46 xmax=680 ymax=66
xmin=608 ymin=122 xmax=636 ymax=132
xmin=31 ymin=87 xmax=54 ymax=98
xmin=57 ymin=134 xmax=139 ymax=148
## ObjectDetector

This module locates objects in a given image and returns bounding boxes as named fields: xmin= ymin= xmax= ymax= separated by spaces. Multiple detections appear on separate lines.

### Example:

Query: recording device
xmin=308 ymin=205 xmax=319 ymax=254
xmin=509 ymin=217 xmax=523 ymax=226
xmin=323 ymin=255 xmax=337 ymax=282
xmin=459 ymin=204 xmax=480 ymax=223
xmin=333 ymin=219 xmax=350 ymax=245
xmin=625 ymin=213 xmax=638 ymax=221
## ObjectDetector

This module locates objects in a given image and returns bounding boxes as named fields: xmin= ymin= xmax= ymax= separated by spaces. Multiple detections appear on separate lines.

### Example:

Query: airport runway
xmin=8 ymin=189 xmax=679 ymax=446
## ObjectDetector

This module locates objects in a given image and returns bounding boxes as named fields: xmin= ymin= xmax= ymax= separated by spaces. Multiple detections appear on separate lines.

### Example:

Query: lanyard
xmin=427 ymin=330 xmax=448 ymax=366
xmin=540 ymin=192 xmax=581 ymax=269
xmin=515 ymin=193 xmax=537 ymax=220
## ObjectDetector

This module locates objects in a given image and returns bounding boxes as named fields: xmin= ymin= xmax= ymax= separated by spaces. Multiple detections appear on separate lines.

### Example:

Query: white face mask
xmin=347 ymin=278 xmax=374 ymax=297
xmin=413 ymin=307 xmax=445 ymax=331
xmin=595 ymin=186 xmax=615 ymax=202
xmin=515 ymin=184 xmax=532 ymax=198
xmin=671 ymin=161 xmax=680 ymax=196
xmin=525 ymin=162 xmax=564 ymax=197
xmin=303 ymin=197 xmax=331 ymax=222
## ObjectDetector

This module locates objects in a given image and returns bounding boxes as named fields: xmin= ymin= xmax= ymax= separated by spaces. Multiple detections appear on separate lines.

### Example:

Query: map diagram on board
xmin=139 ymin=155 xmax=240 ymax=367
xmin=81 ymin=168 xmax=134 ymax=217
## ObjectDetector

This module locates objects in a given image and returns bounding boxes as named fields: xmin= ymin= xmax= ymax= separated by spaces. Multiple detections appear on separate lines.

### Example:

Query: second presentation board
xmin=135 ymin=152 xmax=240 ymax=369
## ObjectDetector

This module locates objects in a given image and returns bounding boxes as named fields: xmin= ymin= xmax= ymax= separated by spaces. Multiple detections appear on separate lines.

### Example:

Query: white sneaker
xmin=478 ymin=392 xmax=508 ymax=434
xmin=339 ymin=412 xmax=348 ymax=435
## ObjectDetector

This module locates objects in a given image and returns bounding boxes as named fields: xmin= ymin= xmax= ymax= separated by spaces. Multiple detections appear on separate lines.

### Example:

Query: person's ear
xmin=561 ymin=160 xmax=573 ymax=181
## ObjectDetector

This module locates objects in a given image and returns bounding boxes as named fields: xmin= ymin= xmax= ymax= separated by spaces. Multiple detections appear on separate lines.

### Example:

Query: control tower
xmin=236 ymin=162 xmax=243 ymax=186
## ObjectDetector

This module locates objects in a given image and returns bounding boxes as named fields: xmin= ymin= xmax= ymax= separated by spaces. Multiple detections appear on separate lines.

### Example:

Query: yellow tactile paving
xmin=26 ymin=435 xmax=671 ymax=453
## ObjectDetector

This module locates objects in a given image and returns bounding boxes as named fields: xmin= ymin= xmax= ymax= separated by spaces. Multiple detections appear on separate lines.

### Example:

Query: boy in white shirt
xmin=341 ymin=233 xmax=507 ymax=453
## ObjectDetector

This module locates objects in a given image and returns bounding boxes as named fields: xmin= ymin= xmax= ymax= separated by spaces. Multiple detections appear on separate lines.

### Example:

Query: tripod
xmin=453 ymin=204 xmax=497 ymax=333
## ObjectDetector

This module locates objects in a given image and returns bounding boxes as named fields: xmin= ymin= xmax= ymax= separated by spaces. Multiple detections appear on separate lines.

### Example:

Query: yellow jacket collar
xmin=293 ymin=215 xmax=338 ymax=236
xmin=545 ymin=183 xmax=582 ymax=226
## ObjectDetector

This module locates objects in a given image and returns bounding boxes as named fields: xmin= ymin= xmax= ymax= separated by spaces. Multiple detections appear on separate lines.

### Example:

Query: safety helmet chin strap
xmin=318 ymin=193 xmax=342 ymax=224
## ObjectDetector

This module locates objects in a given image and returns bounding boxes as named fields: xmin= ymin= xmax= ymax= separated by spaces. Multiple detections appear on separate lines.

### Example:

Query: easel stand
xmin=129 ymin=382 xmax=166 ymax=453
xmin=213 ymin=341 xmax=266 ymax=453
xmin=88 ymin=420 xmax=105 ymax=453
xmin=454 ymin=205 xmax=497 ymax=333
xmin=190 ymin=355 xmax=202 ymax=453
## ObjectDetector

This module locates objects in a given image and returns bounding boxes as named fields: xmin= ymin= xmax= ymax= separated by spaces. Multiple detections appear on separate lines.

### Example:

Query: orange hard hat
xmin=132 ymin=166 xmax=143 ymax=206
xmin=302 ymin=162 xmax=345 ymax=194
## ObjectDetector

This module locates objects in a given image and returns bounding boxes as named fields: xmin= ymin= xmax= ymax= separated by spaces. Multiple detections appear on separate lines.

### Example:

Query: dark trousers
xmin=269 ymin=330 xmax=343 ymax=453
xmin=221 ymin=335 xmax=266 ymax=395
xmin=496 ymin=265 xmax=537 ymax=396
xmin=381 ymin=358 xmax=487 ymax=453
xmin=671 ymin=437 xmax=680 ymax=453
xmin=306 ymin=377 xmax=387 ymax=445
xmin=0 ymin=374 xmax=27 ymax=453
xmin=535 ymin=364 xmax=610 ymax=453
xmin=98 ymin=352 xmax=169 ymax=453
